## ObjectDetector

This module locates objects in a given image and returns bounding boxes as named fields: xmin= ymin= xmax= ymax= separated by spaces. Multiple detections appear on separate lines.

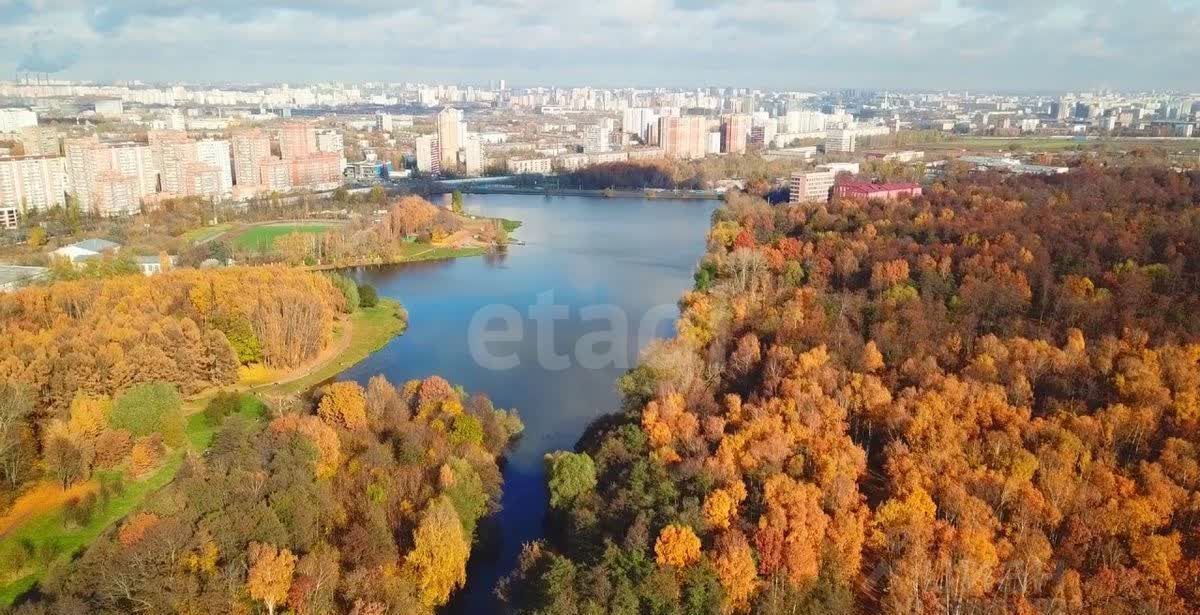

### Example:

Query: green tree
xmin=451 ymin=190 xmax=465 ymax=213
xmin=357 ymin=283 xmax=378 ymax=308
xmin=545 ymin=451 xmax=597 ymax=510
xmin=327 ymin=273 xmax=359 ymax=313
xmin=109 ymin=382 xmax=185 ymax=446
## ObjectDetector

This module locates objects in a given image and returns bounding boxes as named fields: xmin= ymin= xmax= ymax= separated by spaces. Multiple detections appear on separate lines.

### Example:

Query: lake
xmin=339 ymin=193 xmax=718 ymax=612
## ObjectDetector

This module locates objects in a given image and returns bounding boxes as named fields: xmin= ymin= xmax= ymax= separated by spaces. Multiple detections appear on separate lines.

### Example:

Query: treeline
xmin=245 ymin=196 xmax=502 ymax=267
xmin=0 ymin=267 xmax=349 ymax=503
xmin=558 ymin=155 xmax=810 ymax=192
xmin=13 ymin=375 xmax=523 ymax=614
xmin=502 ymin=166 xmax=1200 ymax=614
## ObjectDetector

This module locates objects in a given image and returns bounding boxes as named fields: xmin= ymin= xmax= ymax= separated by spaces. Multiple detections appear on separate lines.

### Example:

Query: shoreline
xmin=446 ymin=186 xmax=723 ymax=200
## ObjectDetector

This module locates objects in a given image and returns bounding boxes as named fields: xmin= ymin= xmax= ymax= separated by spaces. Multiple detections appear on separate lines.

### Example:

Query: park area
xmin=230 ymin=220 xmax=345 ymax=253
xmin=0 ymin=299 xmax=407 ymax=606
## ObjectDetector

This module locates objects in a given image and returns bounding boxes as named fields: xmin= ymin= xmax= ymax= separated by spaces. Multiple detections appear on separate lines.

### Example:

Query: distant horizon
xmin=3 ymin=78 xmax=1197 ymax=99
xmin=3 ymin=1 xmax=1198 ymax=92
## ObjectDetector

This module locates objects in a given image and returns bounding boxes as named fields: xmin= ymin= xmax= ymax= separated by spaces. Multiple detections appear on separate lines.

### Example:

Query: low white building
xmin=133 ymin=254 xmax=177 ymax=276
xmin=0 ymin=265 xmax=48 ymax=292
xmin=50 ymin=238 xmax=121 ymax=264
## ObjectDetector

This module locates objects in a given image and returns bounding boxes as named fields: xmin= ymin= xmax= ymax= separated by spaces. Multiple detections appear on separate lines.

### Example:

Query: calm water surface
xmin=339 ymin=193 xmax=717 ymax=613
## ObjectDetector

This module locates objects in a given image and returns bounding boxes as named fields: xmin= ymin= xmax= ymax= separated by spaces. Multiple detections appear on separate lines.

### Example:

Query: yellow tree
xmin=317 ymin=381 xmax=368 ymax=430
xmin=406 ymin=496 xmax=470 ymax=607
xmin=247 ymin=542 xmax=296 ymax=615
xmin=655 ymin=524 xmax=702 ymax=568
xmin=703 ymin=488 xmax=738 ymax=530
xmin=713 ymin=530 xmax=759 ymax=613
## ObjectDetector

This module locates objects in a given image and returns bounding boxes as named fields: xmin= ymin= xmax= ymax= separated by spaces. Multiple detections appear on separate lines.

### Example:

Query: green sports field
xmin=233 ymin=221 xmax=342 ymax=252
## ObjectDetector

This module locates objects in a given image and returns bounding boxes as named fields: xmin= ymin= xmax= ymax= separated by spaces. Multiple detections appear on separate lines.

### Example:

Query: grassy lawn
xmin=180 ymin=223 xmax=233 ymax=244
xmin=0 ymin=457 xmax=184 ymax=605
xmin=0 ymin=300 xmax=405 ymax=606
xmin=394 ymin=243 xmax=487 ymax=262
xmin=233 ymin=221 xmax=342 ymax=253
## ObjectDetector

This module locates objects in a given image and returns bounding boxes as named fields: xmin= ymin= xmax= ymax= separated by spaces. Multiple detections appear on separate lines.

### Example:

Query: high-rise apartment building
xmin=622 ymin=107 xmax=658 ymax=142
xmin=19 ymin=126 xmax=60 ymax=157
xmin=415 ymin=134 xmax=441 ymax=174
xmin=784 ymin=110 xmax=828 ymax=134
xmin=659 ymin=116 xmax=709 ymax=160
xmin=278 ymin=121 xmax=317 ymax=159
xmin=315 ymin=130 xmax=346 ymax=172
xmin=232 ymin=129 xmax=272 ymax=188
xmin=720 ymin=114 xmax=750 ymax=154
xmin=463 ymin=134 xmax=483 ymax=176
xmin=150 ymin=131 xmax=197 ymax=196
xmin=95 ymin=143 xmax=157 ymax=215
xmin=583 ymin=124 xmax=610 ymax=153
xmin=0 ymin=156 xmax=68 ymax=212
xmin=0 ymin=108 xmax=38 ymax=133
xmin=825 ymin=129 xmax=856 ymax=154
xmin=259 ymin=159 xmax=292 ymax=191
xmin=64 ymin=137 xmax=157 ymax=216
xmin=436 ymin=108 xmax=463 ymax=168
xmin=289 ymin=151 xmax=342 ymax=188
xmin=788 ymin=169 xmax=836 ymax=203
xmin=195 ymin=139 xmax=233 ymax=196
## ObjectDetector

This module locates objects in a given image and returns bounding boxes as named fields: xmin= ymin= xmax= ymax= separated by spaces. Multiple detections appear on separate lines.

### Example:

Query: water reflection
xmin=339 ymin=193 xmax=717 ymax=613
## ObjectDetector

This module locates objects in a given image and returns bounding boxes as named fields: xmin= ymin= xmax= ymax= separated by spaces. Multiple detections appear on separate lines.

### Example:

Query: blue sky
xmin=2 ymin=0 xmax=1198 ymax=90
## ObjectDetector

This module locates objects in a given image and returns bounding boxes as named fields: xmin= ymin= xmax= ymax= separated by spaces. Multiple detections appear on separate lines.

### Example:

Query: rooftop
xmin=837 ymin=180 xmax=922 ymax=192
xmin=71 ymin=238 xmax=121 ymax=252
xmin=0 ymin=265 xmax=49 ymax=287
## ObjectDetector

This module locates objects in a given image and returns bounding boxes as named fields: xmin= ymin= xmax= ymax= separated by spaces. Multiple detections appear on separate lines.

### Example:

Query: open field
xmin=232 ymin=221 xmax=344 ymax=252
xmin=180 ymin=223 xmax=233 ymax=244
xmin=0 ymin=300 xmax=406 ymax=606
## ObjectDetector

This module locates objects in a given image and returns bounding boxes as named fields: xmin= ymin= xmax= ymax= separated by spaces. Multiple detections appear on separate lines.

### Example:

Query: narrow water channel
xmin=339 ymin=193 xmax=717 ymax=612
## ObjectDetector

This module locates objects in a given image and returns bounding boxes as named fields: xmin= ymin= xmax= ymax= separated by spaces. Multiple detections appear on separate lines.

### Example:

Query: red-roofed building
xmin=833 ymin=180 xmax=922 ymax=202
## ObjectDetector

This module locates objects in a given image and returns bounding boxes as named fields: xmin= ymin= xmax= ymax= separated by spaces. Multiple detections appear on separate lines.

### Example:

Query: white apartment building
xmin=583 ymin=124 xmax=610 ymax=153
xmin=0 ymin=108 xmax=37 ymax=133
xmin=507 ymin=158 xmax=552 ymax=174
xmin=789 ymin=169 xmax=836 ymax=203
xmin=436 ymin=108 xmax=463 ymax=168
xmin=196 ymin=139 xmax=233 ymax=196
xmin=415 ymin=134 xmax=441 ymax=174
xmin=0 ymin=156 xmax=68 ymax=212
xmin=463 ymin=134 xmax=483 ymax=176
xmin=622 ymin=107 xmax=652 ymax=141
xmin=315 ymin=130 xmax=346 ymax=171
xmin=825 ymin=129 xmax=856 ymax=154
xmin=784 ymin=110 xmax=827 ymax=134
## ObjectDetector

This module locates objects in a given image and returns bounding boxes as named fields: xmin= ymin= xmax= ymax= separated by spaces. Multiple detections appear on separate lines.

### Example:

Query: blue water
xmin=338 ymin=193 xmax=717 ymax=612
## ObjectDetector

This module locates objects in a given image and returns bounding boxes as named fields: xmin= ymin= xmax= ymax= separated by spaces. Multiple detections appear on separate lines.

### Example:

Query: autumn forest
xmin=3 ymin=165 xmax=1200 ymax=614
xmin=503 ymin=166 xmax=1200 ymax=615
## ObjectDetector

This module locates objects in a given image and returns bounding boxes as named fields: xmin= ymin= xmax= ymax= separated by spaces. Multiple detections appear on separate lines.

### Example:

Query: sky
xmin=1 ymin=0 xmax=1198 ymax=91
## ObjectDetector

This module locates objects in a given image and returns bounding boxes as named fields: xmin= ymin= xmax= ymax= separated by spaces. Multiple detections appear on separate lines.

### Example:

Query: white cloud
xmin=0 ymin=0 xmax=1195 ymax=89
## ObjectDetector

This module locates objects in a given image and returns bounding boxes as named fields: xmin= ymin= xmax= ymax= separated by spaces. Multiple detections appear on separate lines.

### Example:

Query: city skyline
xmin=3 ymin=1 xmax=1199 ymax=91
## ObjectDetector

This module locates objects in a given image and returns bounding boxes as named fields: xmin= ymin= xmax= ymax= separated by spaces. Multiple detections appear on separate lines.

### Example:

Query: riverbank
xmin=450 ymin=185 xmax=722 ymax=200
xmin=0 ymin=299 xmax=407 ymax=606
xmin=303 ymin=245 xmax=487 ymax=271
